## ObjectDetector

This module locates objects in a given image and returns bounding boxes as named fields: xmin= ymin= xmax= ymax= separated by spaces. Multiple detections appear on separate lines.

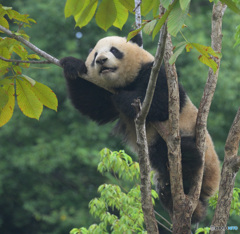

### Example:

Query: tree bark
xmin=164 ymin=33 xmax=192 ymax=234
xmin=133 ymin=16 xmax=168 ymax=234
xmin=134 ymin=0 xmax=143 ymax=45
xmin=210 ymin=108 xmax=240 ymax=234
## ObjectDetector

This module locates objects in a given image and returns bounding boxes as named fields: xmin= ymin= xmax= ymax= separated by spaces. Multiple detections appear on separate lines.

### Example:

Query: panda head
xmin=85 ymin=36 xmax=154 ymax=89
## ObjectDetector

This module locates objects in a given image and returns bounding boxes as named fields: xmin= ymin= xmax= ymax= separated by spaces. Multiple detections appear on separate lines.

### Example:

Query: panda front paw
xmin=60 ymin=57 xmax=87 ymax=80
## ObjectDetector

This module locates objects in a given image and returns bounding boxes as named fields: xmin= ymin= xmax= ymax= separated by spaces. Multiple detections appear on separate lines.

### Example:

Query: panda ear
xmin=129 ymin=33 xmax=143 ymax=47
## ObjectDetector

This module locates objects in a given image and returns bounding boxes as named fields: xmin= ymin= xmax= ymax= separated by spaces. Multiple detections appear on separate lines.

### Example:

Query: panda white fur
xmin=60 ymin=35 xmax=220 ymax=223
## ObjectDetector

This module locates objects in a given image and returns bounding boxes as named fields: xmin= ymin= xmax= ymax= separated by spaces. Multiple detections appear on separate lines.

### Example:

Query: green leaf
xmin=0 ymin=78 xmax=13 ymax=86
xmin=161 ymin=0 xmax=172 ymax=9
xmin=13 ymin=44 xmax=28 ymax=60
xmin=31 ymin=81 xmax=58 ymax=111
xmin=95 ymin=0 xmax=117 ymax=31
xmin=168 ymin=1 xmax=190 ymax=36
xmin=143 ymin=20 xmax=157 ymax=35
xmin=0 ymin=83 xmax=15 ymax=127
xmin=113 ymin=0 xmax=128 ymax=30
xmin=185 ymin=43 xmax=193 ymax=52
xmin=0 ymin=17 xmax=9 ymax=31
xmin=127 ymin=27 xmax=144 ymax=41
xmin=195 ymin=227 xmax=210 ymax=234
xmin=64 ymin=0 xmax=86 ymax=18
xmin=0 ymin=47 xmax=11 ymax=74
xmin=12 ymin=65 xmax=23 ymax=75
xmin=152 ymin=12 xmax=168 ymax=39
xmin=169 ymin=41 xmax=187 ymax=64
xmin=199 ymin=55 xmax=218 ymax=72
xmin=152 ymin=0 xmax=160 ymax=17
xmin=141 ymin=0 xmax=155 ymax=16
xmin=191 ymin=43 xmax=222 ymax=59
xmin=70 ymin=228 xmax=81 ymax=234
xmin=179 ymin=0 xmax=191 ymax=10
xmin=0 ymin=87 xmax=9 ymax=111
xmin=22 ymin=74 xmax=36 ymax=86
xmin=28 ymin=54 xmax=40 ymax=60
xmin=119 ymin=0 xmax=135 ymax=12
xmin=22 ymin=75 xmax=58 ymax=111
xmin=151 ymin=190 xmax=159 ymax=199
xmin=75 ymin=0 xmax=98 ymax=28
xmin=152 ymin=0 xmax=178 ymax=39
xmin=16 ymin=78 xmax=43 ymax=120
xmin=187 ymin=43 xmax=222 ymax=72
xmin=221 ymin=0 xmax=240 ymax=14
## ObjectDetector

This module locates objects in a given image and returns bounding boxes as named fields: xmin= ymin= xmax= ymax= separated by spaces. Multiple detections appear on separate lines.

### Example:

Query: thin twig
xmin=154 ymin=210 xmax=172 ymax=226
xmin=156 ymin=219 xmax=173 ymax=233
xmin=140 ymin=19 xmax=167 ymax=122
xmin=133 ymin=0 xmax=142 ymax=12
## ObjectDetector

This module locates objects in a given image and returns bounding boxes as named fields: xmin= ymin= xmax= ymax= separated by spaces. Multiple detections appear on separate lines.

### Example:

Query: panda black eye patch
xmin=91 ymin=52 xmax=98 ymax=67
xmin=110 ymin=47 xmax=124 ymax=59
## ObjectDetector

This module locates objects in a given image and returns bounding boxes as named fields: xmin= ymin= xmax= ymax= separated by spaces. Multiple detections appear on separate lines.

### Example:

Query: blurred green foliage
xmin=0 ymin=0 xmax=239 ymax=233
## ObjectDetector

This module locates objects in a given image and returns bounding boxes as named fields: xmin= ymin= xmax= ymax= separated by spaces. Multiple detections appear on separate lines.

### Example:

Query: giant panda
xmin=60 ymin=35 xmax=220 ymax=223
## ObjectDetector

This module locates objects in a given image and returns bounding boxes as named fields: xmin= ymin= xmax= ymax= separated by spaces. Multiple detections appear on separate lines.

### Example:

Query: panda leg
xmin=181 ymin=136 xmax=210 ymax=223
xmin=152 ymin=136 xmax=207 ymax=223
xmin=181 ymin=136 xmax=203 ymax=194
xmin=150 ymin=136 xmax=173 ymax=215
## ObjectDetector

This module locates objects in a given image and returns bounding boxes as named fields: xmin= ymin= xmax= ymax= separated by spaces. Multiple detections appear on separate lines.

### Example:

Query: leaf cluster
xmin=64 ymin=0 xmax=160 ymax=31
xmin=209 ymin=188 xmax=240 ymax=216
xmin=0 ymin=5 xmax=58 ymax=126
xmin=70 ymin=149 xmax=158 ymax=234
xmin=170 ymin=41 xmax=222 ymax=73
xmin=0 ymin=4 xmax=36 ymax=37
xmin=98 ymin=148 xmax=140 ymax=181
xmin=195 ymin=227 xmax=210 ymax=234
xmin=0 ymin=75 xmax=57 ymax=126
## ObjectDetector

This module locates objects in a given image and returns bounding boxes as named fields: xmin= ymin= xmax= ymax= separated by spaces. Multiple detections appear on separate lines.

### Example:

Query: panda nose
xmin=96 ymin=56 xmax=108 ymax=65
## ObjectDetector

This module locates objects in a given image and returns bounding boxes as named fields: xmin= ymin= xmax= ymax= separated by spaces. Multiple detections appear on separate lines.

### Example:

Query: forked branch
xmin=190 ymin=0 xmax=225 ymax=212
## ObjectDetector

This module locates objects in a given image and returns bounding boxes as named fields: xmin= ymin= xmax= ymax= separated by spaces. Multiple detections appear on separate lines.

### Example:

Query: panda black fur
xmin=60 ymin=35 xmax=220 ymax=223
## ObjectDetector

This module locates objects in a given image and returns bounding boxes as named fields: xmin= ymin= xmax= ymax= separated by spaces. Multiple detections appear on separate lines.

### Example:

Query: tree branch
xmin=0 ymin=55 xmax=52 ymax=64
xmin=140 ymin=21 xmax=167 ymax=122
xmin=0 ymin=25 xmax=60 ymax=67
xmin=134 ymin=0 xmax=143 ymax=46
xmin=225 ymin=107 xmax=240 ymax=158
xmin=137 ymin=27 xmax=167 ymax=234
xmin=190 ymin=0 xmax=225 ymax=213
xmin=132 ymin=3 xmax=168 ymax=234
xmin=164 ymin=33 xmax=193 ymax=234
xmin=210 ymin=107 xmax=240 ymax=233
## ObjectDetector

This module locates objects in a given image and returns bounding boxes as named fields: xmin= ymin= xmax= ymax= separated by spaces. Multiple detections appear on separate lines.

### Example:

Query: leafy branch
xmin=0 ymin=25 xmax=60 ymax=67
